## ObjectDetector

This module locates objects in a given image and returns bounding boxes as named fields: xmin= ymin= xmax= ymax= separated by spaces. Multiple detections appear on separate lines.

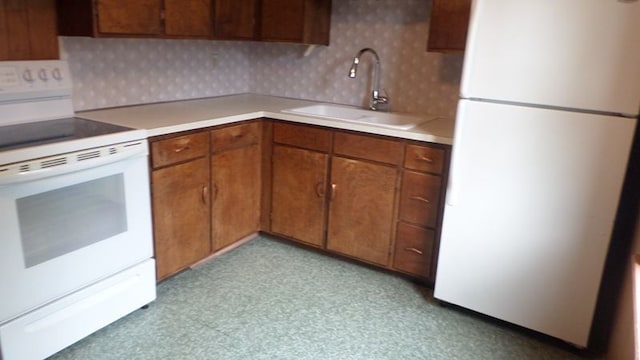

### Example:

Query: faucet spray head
xmin=348 ymin=57 xmax=359 ymax=78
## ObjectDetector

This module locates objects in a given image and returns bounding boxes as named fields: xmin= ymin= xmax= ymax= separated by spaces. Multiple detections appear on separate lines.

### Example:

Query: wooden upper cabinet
xmin=57 ymin=0 xmax=213 ymax=38
xmin=165 ymin=0 xmax=212 ymax=37
xmin=97 ymin=0 xmax=162 ymax=35
xmin=260 ymin=0 xmax=331 ymax=45
xmin=427 ymin=0 xmax=471 ymax=53
xmin=214 ymin=0 xmax=257 ymax=40
xmin=0 ymin=0 xmax=59 ymax=60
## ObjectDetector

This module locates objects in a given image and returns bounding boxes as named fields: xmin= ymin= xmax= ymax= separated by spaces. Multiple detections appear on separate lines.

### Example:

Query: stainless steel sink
xmin=282 ymin=104 xmax=435 ymax=130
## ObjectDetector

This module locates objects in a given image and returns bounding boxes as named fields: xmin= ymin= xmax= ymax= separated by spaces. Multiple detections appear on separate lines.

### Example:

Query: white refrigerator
xmin=433 ymin=0 xmax=640 ymax=348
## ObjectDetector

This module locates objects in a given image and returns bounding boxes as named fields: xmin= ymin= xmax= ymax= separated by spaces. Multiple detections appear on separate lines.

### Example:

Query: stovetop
xmin=0 ymin=60 xmax=148 ymax=166
xmin=0 ymin=117 xmax=133 ymax=152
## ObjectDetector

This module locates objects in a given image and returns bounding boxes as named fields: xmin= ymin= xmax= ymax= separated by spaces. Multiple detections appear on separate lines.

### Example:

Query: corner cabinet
xmin=427 ymin=0 xmax=471 ymax=53
xmin=1 ymin=0 xmax=59 ymax=60
xmin=213 ymin=0 xmax=258 ymax=40
xmin=149 ymin=121 xmax=264 ymax=281
xmin=259 ymin=0 xmax=331 ymax=45
xmin=57 ymin=0 xmax=212 ymax=38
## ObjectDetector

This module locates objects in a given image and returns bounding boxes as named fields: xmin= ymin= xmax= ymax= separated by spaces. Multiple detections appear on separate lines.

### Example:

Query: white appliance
xmin=434 ymin=0 xmax=640 ymax=348
xmin=0 ymin=60 xmax=156 ymax=360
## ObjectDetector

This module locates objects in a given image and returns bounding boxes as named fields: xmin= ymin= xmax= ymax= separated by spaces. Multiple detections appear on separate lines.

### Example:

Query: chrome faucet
xmin=348 ymin=48 xmax=389 ymax=111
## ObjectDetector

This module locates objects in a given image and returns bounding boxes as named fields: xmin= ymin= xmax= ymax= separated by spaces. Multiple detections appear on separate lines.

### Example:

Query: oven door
xmin=0 ymin=141 xmax=153 ymax=323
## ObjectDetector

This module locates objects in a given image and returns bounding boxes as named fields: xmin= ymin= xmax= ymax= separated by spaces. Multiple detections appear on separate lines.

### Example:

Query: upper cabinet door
xmin=260 ymin=0 xmax=331 ymax=45
xmin=96 ymin=0 xmax=162 ymax=35
xmin=0 ymin=0 xmax=58 ymax=60
xmin=260 ymin=0 xmax=304 ymax=42
xmin=214 ymin=0 xmax=257 ymax=40
xmin=427 ymin=0 xmax=470 ymax=53
xmin=164 ymin=0 xmax=212 ymax=37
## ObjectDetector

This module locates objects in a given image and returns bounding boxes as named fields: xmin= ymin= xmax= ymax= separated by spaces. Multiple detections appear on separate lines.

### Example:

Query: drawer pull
xmin=416 ymin=155 xmax=433 ymax=163
xmin=410 ymin=196 xmax=431 ymax=204
xmin=404 ymin=247 xmax=423 ymax=255
xmin=174 ymin=145 xmax=190 ymax=153
xmin=201 ymin=185 xmax=209 ymax=204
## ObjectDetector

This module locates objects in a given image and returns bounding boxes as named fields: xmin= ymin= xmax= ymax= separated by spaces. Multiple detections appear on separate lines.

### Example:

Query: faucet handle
xmin=371 ymin=89 xmax=390 ymax=111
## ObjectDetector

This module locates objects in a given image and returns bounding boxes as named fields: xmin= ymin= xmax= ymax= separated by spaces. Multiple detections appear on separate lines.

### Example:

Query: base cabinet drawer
xmin=399 ymin=171 xmax=442 ymax=228
xmin=393 ymin=222 xmax=435 ymax=279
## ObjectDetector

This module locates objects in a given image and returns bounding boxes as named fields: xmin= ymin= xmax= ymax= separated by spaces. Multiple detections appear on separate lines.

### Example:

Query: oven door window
xmin=16 ymin=174 xmax=128 ymax=268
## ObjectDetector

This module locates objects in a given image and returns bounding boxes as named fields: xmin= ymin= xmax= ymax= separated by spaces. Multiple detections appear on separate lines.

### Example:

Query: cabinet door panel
xmin=327 ymin=157 xmax=397 ymax=266
xmin=271 ymin=145 xmax=328 ymax=247
xmin=1 ymin=0 xmax=58 ymax=60
xmin=427 ymin=0 xmax=470 ymax=52
xmin=152 ymin=157 xmax=211 ymax=280
xmin=212 ymin=145 xmax=261 ymax=250
xmin=164 ymin=0 xmax=211 ymax=37
xmin=97 ymin=0 xmax=162 ymax=35
xmin=214 ymin=0 xmax=257 ymax=39
xmin=260 ymin=0 xmax=304 ymax=42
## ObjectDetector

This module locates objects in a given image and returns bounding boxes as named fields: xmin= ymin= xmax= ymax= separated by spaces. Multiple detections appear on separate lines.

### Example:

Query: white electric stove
xmin=0 ymin=60 xmax=156 ymax=360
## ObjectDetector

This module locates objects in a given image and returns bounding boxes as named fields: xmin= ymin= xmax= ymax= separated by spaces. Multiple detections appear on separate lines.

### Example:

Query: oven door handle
xmin=0 ymin=141 xmax=147 ymax=186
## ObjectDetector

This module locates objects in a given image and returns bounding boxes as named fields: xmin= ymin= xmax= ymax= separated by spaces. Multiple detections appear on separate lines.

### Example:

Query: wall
xmin=606 ymin=217 xmax=640 ymax=360
xmin=61 ymin=0 xmax=463 ymax=118
xmin=60 ymin=38 xmax=252 ymax=111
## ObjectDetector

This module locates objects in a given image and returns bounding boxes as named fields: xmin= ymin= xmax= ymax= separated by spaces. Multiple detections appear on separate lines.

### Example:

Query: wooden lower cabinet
xmin=211 ymin=144 xmax=261 ymax=251
xmin=326 ymin=157 xmax=397 ymax=266
xmin=152 ymin=157 xmax=211 ymax=280
xmin=150 ymin=120 xmax=449 ymax=283
xmin=270 ymin=144 xmax=328 ymax=247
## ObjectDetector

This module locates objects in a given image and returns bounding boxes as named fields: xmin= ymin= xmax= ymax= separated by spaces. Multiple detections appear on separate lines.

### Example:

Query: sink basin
xmin=282 ymin=104 xmax=433 ymax=130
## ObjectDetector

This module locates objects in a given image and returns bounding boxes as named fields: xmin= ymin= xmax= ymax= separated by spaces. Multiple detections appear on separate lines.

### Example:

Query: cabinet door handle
xmin=202 ymin=185 xmax=209 ymax=204
xmin=416 ymin=155 xmax=433 ymax=163
xmin=410 ymin=195 xmax=431 ymax=204
xmin=404 ymin=247 xmax=423 ymax=255
xmin=315 ymin=182 xmax=325 ymax=198
xmin=330 ymin=183 xmax=337 ymax=200
xmin=212 ymin=183 xmax=218 ymax=201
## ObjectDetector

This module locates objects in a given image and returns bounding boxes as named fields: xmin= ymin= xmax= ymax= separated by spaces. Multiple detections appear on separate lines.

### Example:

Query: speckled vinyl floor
xmin=49 ymin=236 xmax=596 ymax=360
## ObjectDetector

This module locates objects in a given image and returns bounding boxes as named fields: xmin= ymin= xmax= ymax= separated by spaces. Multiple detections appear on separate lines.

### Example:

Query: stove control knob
xmin=38 ymin=68 xmax=48 ymax=82
xmin=52 ymin=67 xmax=63 ymax=81
xmin=22 ymin=68 xmax=34 ymax=84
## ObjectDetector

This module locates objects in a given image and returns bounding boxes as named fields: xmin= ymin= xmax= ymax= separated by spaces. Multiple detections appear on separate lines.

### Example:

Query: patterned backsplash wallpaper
xmin=62 ymin=0 xmax=463 ymax=118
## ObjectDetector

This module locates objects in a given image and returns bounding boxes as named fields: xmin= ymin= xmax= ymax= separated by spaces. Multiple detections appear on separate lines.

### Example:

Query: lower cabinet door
xmin=327 ymin=157 xmax=397 ymax=266
xmin=152 ymin=158 xmax=211 ymax=280
xmin=211 ymin=145 xmax=261 ymax=251
xmin=271 ymin=145 xmax=328 ymax=247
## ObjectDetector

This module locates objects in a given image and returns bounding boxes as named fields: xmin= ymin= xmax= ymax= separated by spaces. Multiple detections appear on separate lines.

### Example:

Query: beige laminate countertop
xmin=78 ymin=94 xmax=455 ymax=145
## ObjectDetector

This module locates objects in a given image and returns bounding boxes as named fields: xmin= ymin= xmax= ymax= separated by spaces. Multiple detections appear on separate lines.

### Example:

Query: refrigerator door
xmin=461 ymin=0 xmax=640 ymax=116
xmin=434 ymin=100 xmax=636 ymax=347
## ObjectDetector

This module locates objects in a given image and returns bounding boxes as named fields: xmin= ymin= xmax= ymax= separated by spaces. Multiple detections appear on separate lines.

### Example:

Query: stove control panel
xmin=0 ymin=60 xmax=72 ymax=102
